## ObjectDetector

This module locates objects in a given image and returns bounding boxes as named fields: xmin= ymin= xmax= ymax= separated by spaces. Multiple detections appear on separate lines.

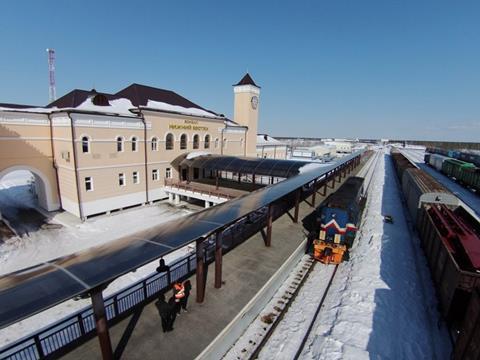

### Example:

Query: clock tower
xmin=233 ymin=73 xmax=260 ymax=157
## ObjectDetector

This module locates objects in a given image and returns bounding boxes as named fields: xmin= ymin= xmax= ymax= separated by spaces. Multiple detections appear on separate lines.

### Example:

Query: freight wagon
xmin=391 ymin=149 xmax=480 ymax=357
xmin=454 ymin=287 xmax=480 ymax=360
xmin=428 ymin=153 xmax=449 ymax=172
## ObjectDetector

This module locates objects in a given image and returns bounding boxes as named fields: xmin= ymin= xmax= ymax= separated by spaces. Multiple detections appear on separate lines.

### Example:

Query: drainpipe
xmin=139 ymin=110 xmax=149 ymax=204
xmin=221 ymin=127 xmax=225 ymax=155
xmin=68 ymin=112 xmax=85 ymax=221
xmin=47 ymin=113 xmax=63 ymax=210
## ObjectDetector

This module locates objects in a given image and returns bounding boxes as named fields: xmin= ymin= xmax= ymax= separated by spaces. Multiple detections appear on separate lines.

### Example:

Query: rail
xmin=164 ymin=179 xmax=236 ymax=200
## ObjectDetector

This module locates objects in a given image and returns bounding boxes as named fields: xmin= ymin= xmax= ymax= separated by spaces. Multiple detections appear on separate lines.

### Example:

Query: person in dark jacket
xmin=167 ymin=296 xmax=177 ymax=331
xmin=155 ymin=294 xmax=170 ymax=333
xmin=181 ymin=280 xmax=192 ymax=312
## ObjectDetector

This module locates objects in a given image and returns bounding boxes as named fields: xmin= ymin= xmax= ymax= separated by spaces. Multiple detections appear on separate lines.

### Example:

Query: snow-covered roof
xmin=140 ymin=100 xmax=224 ymax=120
xmin=257 ymin=134 xmax=287 ymax=146
xmin=0 ymin=83 xmax=231 ymax=121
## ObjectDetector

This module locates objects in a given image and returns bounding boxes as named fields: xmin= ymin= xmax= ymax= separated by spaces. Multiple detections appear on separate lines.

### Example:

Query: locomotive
xmin=312 ymin=176 xmax=366 ymax=264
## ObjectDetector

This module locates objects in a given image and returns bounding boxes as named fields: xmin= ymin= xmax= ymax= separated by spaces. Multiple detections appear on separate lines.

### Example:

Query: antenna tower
xmin=46 ymin=49 xmax=56 ymax=102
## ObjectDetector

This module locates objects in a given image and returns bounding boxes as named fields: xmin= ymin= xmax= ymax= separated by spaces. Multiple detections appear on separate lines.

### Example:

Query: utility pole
xmin=46 ymin=49 xmax=56 ymax=103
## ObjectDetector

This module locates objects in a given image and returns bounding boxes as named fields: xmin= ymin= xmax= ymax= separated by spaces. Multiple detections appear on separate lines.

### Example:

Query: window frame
xmin=166 ymin=167 xmax=172 ymax=179
xmin=180 ymin=134 xmax=187 ymax=150
xmin=81 ymin=136 xmax=90 ymax=154
xmin=165 ymin=133 xmax=174 ymax=150
xmin=131 ymin=136 xmax=138 ymax=152
xmin=152 ymin=169 xmax=159 ymax=181
xmin=204 ymin=134 xmax=210 ymax=149
xmin=133 ymin=171 xmax=140 ymax=184
xmin=85 ymin=177 xmax=93 ymax=192
xmin=116 ymin=136 xmax=124 ymax=152
xmin=192 ymin=134 xmax=199 ymax=149
xmin=118 ymin=173 xmax=126 ymax=186
xmin=151 ymin=137 xmax=158 ymax=151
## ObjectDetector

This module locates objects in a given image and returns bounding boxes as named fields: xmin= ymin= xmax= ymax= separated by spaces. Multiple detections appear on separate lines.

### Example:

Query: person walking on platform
xmin=181 ymin=280 xmax=192 ymax=312
xmin=173 ymin=281 xmax=185 ymax=315
xmin=155 ymin=294 xmax=170 ymax=333
xmin=167 ymin=296 xmax=177 ymax=331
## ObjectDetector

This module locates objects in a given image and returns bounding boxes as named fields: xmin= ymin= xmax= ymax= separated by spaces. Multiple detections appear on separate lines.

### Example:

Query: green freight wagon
xmin=461 ymin=166 xmax=480 ymax=192
xmin=442 ymin=158 xmax=478 ymax=188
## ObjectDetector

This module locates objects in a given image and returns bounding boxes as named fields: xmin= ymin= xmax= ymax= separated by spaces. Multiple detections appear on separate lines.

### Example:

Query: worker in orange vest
xmin=173 ymin=282 xmax=185 ymax=315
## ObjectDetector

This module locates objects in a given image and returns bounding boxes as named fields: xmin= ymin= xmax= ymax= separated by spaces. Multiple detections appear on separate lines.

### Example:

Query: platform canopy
xmin=0 ymin=151 xmax=363 ymax=329
xmin=179 ymin=155 xmax=313 ymax=178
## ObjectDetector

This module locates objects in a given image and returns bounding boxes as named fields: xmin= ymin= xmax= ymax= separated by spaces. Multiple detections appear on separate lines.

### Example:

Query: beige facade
xmin=0 ymin=74 xmax=264 ymax=219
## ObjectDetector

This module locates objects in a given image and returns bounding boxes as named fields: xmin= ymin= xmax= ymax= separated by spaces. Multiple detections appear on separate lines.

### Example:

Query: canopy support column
xmin=91 ymin=288 xmax=113 ymax=360
xmin=215 ymin=170 xmax=219 ymax=190
xmin=265 ymin=204 xmax=273 ymax=247
xmin=196 ymin=238 xmax=206 ymax=303
xmin=294 ymin=189 xmax=300 ymax=223
xmin=311 ymin=179 xmax=317 ymax=207
xmin=215 ymin=231 xmax=223 ymax=289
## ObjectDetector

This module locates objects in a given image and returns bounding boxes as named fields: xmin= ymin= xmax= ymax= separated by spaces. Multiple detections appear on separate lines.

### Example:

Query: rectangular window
xmin=152 ymin=169 xmax=159 ymax=181
xmin=119 ymin=173 xmax=125 ymax=186
xmin=166 ymin=167 xmax=172 ymax=179
xmin=85 ymin=177 xmax=93 ymax=191
xmin=133 ymin=171 xmax=140 ymax=184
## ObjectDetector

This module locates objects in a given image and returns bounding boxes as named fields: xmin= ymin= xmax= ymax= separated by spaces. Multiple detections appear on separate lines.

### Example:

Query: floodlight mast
xmin=46 ymin=48 xmax=56 ymax=103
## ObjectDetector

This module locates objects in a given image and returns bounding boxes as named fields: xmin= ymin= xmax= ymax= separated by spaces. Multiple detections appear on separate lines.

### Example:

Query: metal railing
xmin=0 ymin=204 xmax=273 ymax=360
xmin=1 ymin=154 xmax=364 ymax=360
xmin=0 ymin=252 xmax=199 ymax=360
xmin=164 ymin=179 xmax=236 ymax=199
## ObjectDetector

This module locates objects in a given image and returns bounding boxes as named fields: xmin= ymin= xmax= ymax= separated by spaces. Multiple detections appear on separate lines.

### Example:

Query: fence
xmin=0 ymin=204 xmax=274 ymax=360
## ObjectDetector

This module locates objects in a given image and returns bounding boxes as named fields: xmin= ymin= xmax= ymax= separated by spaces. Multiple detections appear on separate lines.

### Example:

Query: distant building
xmin=256 ymin=134 xmax=288 ymax=159
xmin=0 ymin=73 xmax=264 ymax=219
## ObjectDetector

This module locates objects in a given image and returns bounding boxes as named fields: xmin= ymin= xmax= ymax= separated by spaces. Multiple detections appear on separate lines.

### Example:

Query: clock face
xmin=251 ymin=96 xmax=259 ymax=110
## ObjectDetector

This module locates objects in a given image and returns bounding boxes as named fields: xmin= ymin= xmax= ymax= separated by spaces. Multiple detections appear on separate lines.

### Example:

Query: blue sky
xmin=1 ymin=1 xmax=479 ymax=141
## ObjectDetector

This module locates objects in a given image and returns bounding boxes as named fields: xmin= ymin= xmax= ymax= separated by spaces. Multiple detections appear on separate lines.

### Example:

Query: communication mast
xmin=46 ymin=49 xmax=56 ymax=103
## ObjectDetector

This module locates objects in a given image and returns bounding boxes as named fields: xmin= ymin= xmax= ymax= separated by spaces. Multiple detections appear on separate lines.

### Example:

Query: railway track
xmin=246 ymin=150 xmax=382 ymax=359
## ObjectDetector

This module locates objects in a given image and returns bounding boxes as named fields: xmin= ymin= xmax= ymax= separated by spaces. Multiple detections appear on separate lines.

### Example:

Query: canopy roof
xmin=180 ymin=155 xmax=313 ymax=178
xmin=0 ymin=152 xmax=362 ymax=329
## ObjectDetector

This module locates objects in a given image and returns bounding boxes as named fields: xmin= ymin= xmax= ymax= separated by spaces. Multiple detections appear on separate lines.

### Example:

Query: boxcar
xmin=429 ymin=153 xmax=449 ymax=172
xmin=391 ymin=150 xmax=416 ymax=180
xmin=458 ymin=152 xmax=480 ymax=168
xmin=402 ymin=168 xmax=458 ymax=221
xmin=442 ymin=159 xmax=476 ymax=182
xmin=417 ymin=204 xmax=480 ymax=329
xmin=454 ymin=287 xmax=480 ymax=360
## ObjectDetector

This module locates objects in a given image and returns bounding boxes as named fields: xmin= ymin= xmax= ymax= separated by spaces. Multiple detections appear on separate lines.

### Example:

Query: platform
xmin=64 ymin=167 xmax=363 ymax=360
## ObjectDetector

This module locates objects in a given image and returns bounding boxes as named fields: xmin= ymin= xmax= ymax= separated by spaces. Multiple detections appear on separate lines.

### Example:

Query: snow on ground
xmin=297 ymin=150 xmax=450 ymax=359
xmin=0 ymin=171 xmax=35 ymax=209
xmin=0 ymin=201 xmax=192 ymax=275
xmin=402 ymin=148 xmax=480 ymax=216
xmin=0 ymin=173 xmax=198 ymax=347
xmin=227 ymin=150 xmax=451 ymax=359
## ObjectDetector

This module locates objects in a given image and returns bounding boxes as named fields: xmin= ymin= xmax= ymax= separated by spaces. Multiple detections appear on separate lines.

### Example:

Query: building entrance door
xmin=181 ymin=168 xmax=188 ymax=181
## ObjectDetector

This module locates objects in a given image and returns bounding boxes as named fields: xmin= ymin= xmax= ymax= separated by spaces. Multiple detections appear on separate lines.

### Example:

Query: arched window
xmin=215 ymin=138 xmax=219 ymax=149
xmin=166 ymin=133 xmax=174 ymax=150
xmin=204 ymin=135 xmax=210 ymax=149
xmin=81 ymin=136 xmax=90 ymax=153
xmin=151 ymin=137 xmax=158 ymax=151
xmin=116 ymin=136 xmax=124 ymax=152
xmin=193 ymin=134 xmax=199 ymax=149
xmin=131 ymin=136 xmax=138 ymax=152
xmin=180 ymin=134 xmax=187 ymax=150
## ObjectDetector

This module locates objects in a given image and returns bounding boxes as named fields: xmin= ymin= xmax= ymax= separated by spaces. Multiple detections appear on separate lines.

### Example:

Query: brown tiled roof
xmin=47 ymin=89 xmax=115 ymax=108
xmin=234 ymin=73 xmax=260 ymax=88
xmin=115 ymin=83 xmax=218 ymax=115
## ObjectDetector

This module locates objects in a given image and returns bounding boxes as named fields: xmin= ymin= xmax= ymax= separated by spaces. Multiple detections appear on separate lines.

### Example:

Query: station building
xmin=0 ymin=73 xmax=283 ymax=219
